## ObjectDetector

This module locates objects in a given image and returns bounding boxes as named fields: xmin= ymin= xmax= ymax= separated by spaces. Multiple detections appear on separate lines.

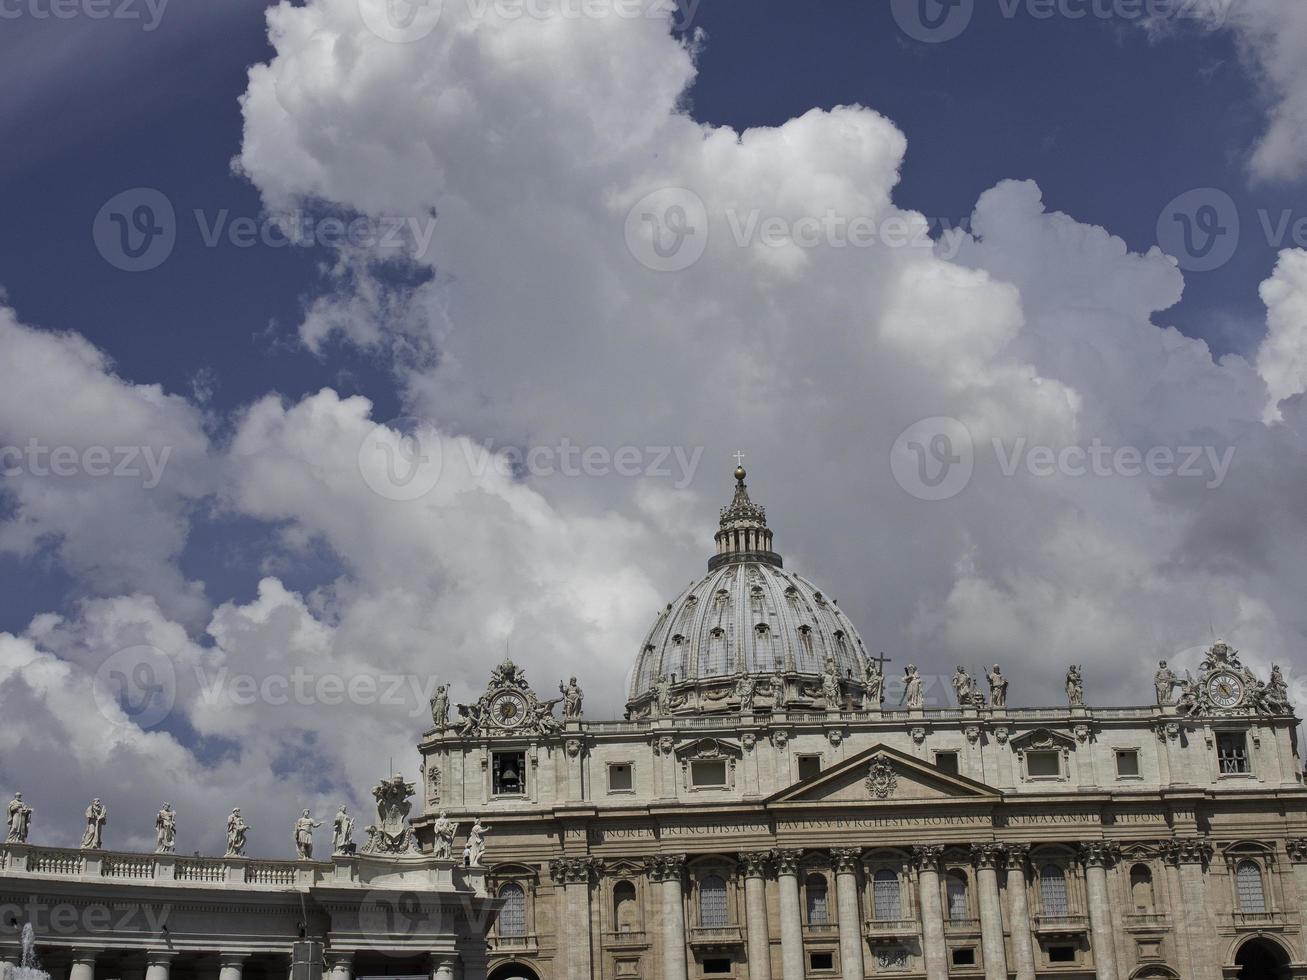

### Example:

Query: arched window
xmin=872 ymin=869 xmax=902 ymax=920
xmin=1130 ymin=864 xmax=1155 ymax=913
xmin=945 ymin=872 xmax=969 ymax=921
xmin=613 ymin=880 xmax=637 ymax=933
xmin=1039 ymin=865 xmax=1069 ymax=917
xmin=498 ymin=882 xmax=527 ymax=937
xmin=700 ymin=874 xmax=728 ymax=927
xmin=805 ymin=874 xmax=829 ymax=924
xmin=1236 ymin=860 xmax=1267 ymax=913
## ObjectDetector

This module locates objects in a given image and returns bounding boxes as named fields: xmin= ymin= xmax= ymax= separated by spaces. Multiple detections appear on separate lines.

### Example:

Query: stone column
xmin=219 ymin=954 xmax=250 ymax=980
xmin=1003 ymin=844 xmax=1037 ymax=980
xmin=774 ymin=850 xmax=805 ymax=980
xmin=550 ymin=856 xmax=596 ymax=980
xmin=1079 ymin=843 xmax=1119 ymax=980
xmin=145 ymin=952 xmax=176 ymax=980
xmin=649 ymin=853 xmax=688 ymax=980
xmin=971 ymin=844 xmax=1009 ymax=980
xmin=322 ymin=953 xmax=349 ymax=980
xmin=738 ymin=851 xmax=774 ymax=980
xmin=913 ymin=845 xmax=947 ymax=980
xmin=1288 ymin=841 xmax=1307 ymax=940
xmin=68 ymin=950 xmax=99 ymax=980
xmin=831 ymin=848 xmax=864 ymax=980
xmin=1165 ymin=838 xmax=1218 ymax=980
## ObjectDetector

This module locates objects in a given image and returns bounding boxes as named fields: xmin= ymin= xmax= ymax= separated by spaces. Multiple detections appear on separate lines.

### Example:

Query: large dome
xmin=626 ymin=467 xmax=872 ymax=714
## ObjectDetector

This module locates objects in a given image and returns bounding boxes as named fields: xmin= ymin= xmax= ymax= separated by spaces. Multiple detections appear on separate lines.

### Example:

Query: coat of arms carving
xmin=866 ymin=758 xmax=898 ymax=800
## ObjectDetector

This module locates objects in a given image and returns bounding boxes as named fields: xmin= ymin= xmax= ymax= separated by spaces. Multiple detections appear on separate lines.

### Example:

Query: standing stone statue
xmin=80 ymin=799 xmax=107 ymax=850
xmin=653 ymin=675 xmax=674 ymax=716
xmin=987 ymin=665 xmax=1008 ymax=709
xmin=431 ymin=810 xmax=456 ymax=860
xmin=820 ymin=656 xmax=842 ymax=708
xmin=559 ymin=677 xmax=584 ymax=719
xmin=952 ymin=666 xmax=984 ymax=707
xmin=1265 ymin=665 xmax=1290 ymax=713
xmin=225 ymin=808 xmax=250 ymax=857
xmin=734 ymin=672 xmax=755 ymax=711
xmin=1154 ymin=661 xmax=1178 ymax=706
xmin=294 ymin=809 xmax=323 ymax=860
xmin=430 ymin=684 xmax=450 ymax=730
xmin=6 ymin=793 xmax=31 ymax=844
xmin=467 ymin=817 xmax=491 ymax=867
xmin=332 ymin=805 xmax=355 ymax=855
xmin=863 ymin=658 xmax=885 ymax=708
xmin=1066 ymin=665 xmax=1085 ymax=707
xmin=154 ymin=803 xmax=176 ymax=854
xmin=902 ymin=665 xmax=925 ymax=709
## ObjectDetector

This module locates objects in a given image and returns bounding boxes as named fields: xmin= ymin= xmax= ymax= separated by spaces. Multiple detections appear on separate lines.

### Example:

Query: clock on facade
xmin=490 ymin=690 xmax=529 ymax=729
xmin=1207 ymin=671 xmax=1246 ymax=709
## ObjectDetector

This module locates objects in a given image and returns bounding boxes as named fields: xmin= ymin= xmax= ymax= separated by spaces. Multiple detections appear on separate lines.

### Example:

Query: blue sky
xmin=3 ymin=0 xmax=1307 ymax=850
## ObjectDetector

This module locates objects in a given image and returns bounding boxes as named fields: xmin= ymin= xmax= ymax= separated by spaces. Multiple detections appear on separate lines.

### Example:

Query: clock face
xmin=490 ymin=691 xmax=529 ymax=728
xmin=1207 ymin=671 xmax=1245 ymax=708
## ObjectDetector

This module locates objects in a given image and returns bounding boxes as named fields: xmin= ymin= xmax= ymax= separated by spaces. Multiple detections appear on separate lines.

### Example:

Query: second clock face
xmin=491 ymin=691 xmax=529 ymax=728
xmin=1207 ymin=671 xmax=1245 ymax=708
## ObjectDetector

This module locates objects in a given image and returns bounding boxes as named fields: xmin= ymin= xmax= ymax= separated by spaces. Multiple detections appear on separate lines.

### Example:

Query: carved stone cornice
xmin=1162 ymin=837 xmax=1213 ymax=868
xmin=1078 ymin=841 xmax=1118 ymax=869
xmin=737 ymin=850 xmax=774 ymax=879
xmin=1286 ymin=839 xmax=1307 ymax=863
xmin=549 ymin=855 xmax=600 ymax=884
xmin=646 ymin=853 xmax=687 ymax=883
xmin=831 ymin=847 xmax=862 ymax=875
xmin=912 ymin=845 xmax=944 ymax=871
xmin=971 ymin=843 xmax=1006 ymax=870
xmin=774 ymin=849 xmax=803 ymax=877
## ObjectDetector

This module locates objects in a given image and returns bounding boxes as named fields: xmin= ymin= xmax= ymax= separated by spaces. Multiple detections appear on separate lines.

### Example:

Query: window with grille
xmin=1218 ymin=733 xmax=1250 ymax=774
xmin=1236 ymin=861 xmax=1266 ymax=913
xmin=498 ymin=883 xmax=526 ymax=937
xmin=1039 ymin=865 xmax=1069 ymax=917
xmin=945 ymin=873 xmax=969 ymax=921
xmin=873 ymin=870 xmax=902 ymax=920
xmin=805 ymin=874 xmax=829 ymax=924
xmin=700 ymin=875 xmax=728 ymax=927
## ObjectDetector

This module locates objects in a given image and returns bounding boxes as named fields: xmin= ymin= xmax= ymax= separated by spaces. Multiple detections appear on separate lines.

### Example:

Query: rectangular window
xmin=1048 ymin=946 xmax=1076 ymax=963
xmin=702 ymin=959 xmax=732 ymax=975
xmin=608 ymin=763 xmax=633 ymax=792
xmin=1115 ymin=749 xmax=1140 ymax=777
xmin=872 ymin=871 xmax=902 ymax=920
xmin=691 ymin=760 xmax=728 ymax=788
xmin=950 ymin=948 xmax=975 ymax=967
xmin=492 ymin=752 xmax=526 ymax=795
xmin=1217 ymin=733 xmax=1250 ymax=774
xmin=808 ymin=953 xmax=834 ymax=971
xmin=934 ymin=751 xmax=959 ymax=775
xmin=797 ymin=755 xmax=822 ymax=781
xmin=1026 ymin=750 xmax=1061 ymax=778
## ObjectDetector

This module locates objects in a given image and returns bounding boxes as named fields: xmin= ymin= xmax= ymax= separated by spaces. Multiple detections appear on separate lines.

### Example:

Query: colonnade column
xmin=219 ymin=953 xmax=250 ymax=980
xmin=1003 ymin=844 xmax=1037 ymax=980
xmin=972 ymin=844 xmax=1009 ymax=980
xmin=913 ymin=845 xmax=948 ymax=980
xmin=1079 ymin=843 xmax=1119 ymax=980
xmin=145 ymin=951 xmax=176 ymax=980
xmin=550 ymin=856 xmax=597 ymax=980
xmin=1166 ymin=838 xmax=1219 ymax=980
xmin=831 ymin=848 xmax=864 ymax=980
xmin=68 ymin=949 xmax=99 ymax=980
xmin=738 ymin=851 xmax=774 ymax=980
xmin=774 ymin=850 xmax=805 ymax=980
xmin=648 ymin=853 xmax=688 ymax=980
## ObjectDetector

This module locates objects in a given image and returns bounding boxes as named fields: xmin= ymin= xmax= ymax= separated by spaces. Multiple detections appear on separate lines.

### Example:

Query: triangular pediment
xmin=767 ymin=744 xmax=1002 ymax=805
xmin=673 ymin=736 xmax=743 ymax=760
xmin=1009 ymin=727 xmax=1076 ymax=751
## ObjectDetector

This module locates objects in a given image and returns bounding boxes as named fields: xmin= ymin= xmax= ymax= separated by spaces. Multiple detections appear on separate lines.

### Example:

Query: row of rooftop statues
xmin=3 ymin=783 xmax=492 ymax=866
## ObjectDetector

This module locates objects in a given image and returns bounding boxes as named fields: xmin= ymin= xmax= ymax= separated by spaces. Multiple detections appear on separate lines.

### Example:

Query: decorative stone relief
xmin=964 ymin=725 xmax=981 ymax=744
xmin=1285 ymin=839 xmax=1307 ymax=863
xmin=565 ymin=738 xmax=583 ymax=758
xmin=828 ymin=730 xmax=843 ymax=747
xmin=646 ymin=853 xmax=687 ymax=882
xmin=866 ymin=758 xmax=898 ymax=800
xmin=994 ymin=726 xmax=1010 ymax=745
xmin=970 ymin=842 xmax=1005 ymax=869
xmin=550 ymin=855 xmax=600 ymax=884
xmin=911 ymin=844 xmax=944 ymax=870
xmin=741 ymin=733 xmax=756 ymax=750
xmin=772 ymin=730 xmax=789 ymax=750
xmin=737 ymin=850 xmax=774 ymax=878
xmin=773 ymin=849 xmax=803 ymax=876
xmin=910 ymin=726 xmax=926 ymax=745
xmin=831 ymin=847 xmax=861 ymax=874
xmin=362 ymin=773 xmax=419 ymax=855
xmin=1077 ymin=841 xmax=1117 ymax=868
xmin=426 ymin=765 xmax=442 ymax=804
xmin=1073 ymin=724 xmax=1092 ymax=743
xmin=1162 ymin=837 xmax=1213 ymax=867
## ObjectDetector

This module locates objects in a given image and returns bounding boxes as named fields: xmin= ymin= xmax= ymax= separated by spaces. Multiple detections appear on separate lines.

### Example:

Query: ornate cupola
xmin=710 ymin=466 xmax=783 ymax=570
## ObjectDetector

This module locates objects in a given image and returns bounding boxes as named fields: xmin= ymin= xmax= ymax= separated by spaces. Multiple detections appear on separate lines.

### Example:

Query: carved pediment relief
xmin=1008 ymin=728 xmax=1077 ymax=751
xmin=673 ymin=737 xmax=744 ymax=761
xmin=767 ymin=744 xmax=1001 ymax=806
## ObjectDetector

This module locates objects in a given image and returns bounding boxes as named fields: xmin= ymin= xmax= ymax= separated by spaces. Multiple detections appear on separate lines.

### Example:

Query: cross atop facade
xmin=733 ymin=450 xmax=747 ymax=467
xmin=869 ymin=651 xmax=892 ymax=673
